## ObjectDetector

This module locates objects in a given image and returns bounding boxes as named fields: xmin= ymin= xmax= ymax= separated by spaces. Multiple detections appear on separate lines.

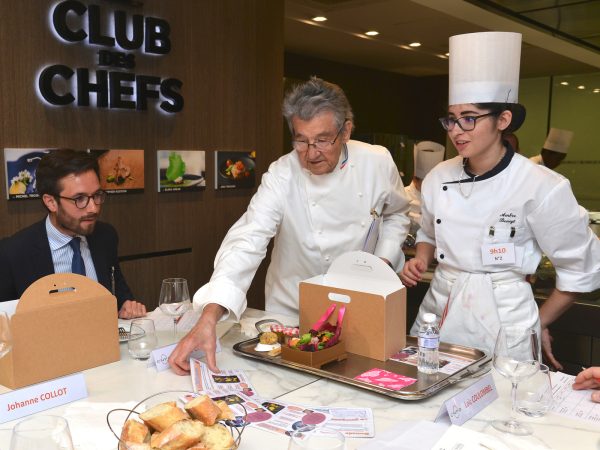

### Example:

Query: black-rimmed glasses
xmin=58 ymin=190 xmax=107 ymax=209
xmin=439 ymin=112 xmax=498 ymax=131
xmin=292 ymin=120 xmax=348 ymax=152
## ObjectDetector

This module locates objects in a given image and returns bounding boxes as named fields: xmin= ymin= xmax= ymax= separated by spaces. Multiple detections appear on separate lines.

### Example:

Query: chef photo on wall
xmin=405 ymin=140 xmax=445 ymax=238
xmin=530 ymin=127 xmax=574 ymax=170
xmin=400 ymin=30 xmax=600 ymax=369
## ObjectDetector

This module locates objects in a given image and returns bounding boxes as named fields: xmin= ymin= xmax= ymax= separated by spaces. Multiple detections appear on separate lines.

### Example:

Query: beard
xmin=55 ymin=208 xmax=98 ymax=236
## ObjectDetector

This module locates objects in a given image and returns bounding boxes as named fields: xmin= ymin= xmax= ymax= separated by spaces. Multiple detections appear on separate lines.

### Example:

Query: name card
xmin=481 ymin=243 xmax=515 ymax=266
xmin=0 ymin=373 xmax=87 ymax=424
xmin=435 ymin=372 xmax=498 ymax=426
xmin=148 ymin=339 xmax=222 ymax=372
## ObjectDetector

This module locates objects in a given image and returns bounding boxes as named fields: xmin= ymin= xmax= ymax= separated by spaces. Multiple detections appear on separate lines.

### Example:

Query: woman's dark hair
xmin=36 ymin=149 xmax=100 ymax=197
xmin=474 ymin=102 xmax=526 ymax=133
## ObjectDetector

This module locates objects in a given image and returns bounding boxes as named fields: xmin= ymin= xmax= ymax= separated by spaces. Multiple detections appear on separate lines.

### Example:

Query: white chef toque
xmin=543 ymin=128 xmax=574 ymax=153
xmin=448 ymin=31 xmax=525 ymax=132
xmin=414 ymin=141 xmax=445 ymax=179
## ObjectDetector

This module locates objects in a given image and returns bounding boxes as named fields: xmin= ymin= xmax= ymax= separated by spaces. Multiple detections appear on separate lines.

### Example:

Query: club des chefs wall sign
xmin=37 ymin=0 xmax=184 ymax=113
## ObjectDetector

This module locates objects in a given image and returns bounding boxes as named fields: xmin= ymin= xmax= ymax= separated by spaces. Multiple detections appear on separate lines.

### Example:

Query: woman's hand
xmin=400 ymin=258 xmax=427 ymax=287
xmin=541 ymin=327 xmax=563 ymax=371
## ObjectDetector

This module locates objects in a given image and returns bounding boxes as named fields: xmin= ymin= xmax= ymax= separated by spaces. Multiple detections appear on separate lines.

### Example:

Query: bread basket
xmin=106 ymin=390 xmax=246 ymax=450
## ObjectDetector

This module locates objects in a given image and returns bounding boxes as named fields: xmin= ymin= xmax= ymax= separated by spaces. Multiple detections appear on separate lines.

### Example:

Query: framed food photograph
xmin=89 ymin=149 xmax=145 ymax=194
xmin=214 ymin=150 xmax=256 ymax=190
xmin=157 ymin=150 xmax=206 ymax=193
xmin=4 ymin=148 xmax=52 ymax=200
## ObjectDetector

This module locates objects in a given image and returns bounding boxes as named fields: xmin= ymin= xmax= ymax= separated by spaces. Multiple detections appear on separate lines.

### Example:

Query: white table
xmin=0 ymin=309 xmax=598 ymax=449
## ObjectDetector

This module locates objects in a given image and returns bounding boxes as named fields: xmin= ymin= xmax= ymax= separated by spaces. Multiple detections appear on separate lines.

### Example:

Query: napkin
xmin=358 ymin=420 xmax=447 ymax=450
xmin=63 ymin=401 xmax=139 ymax=449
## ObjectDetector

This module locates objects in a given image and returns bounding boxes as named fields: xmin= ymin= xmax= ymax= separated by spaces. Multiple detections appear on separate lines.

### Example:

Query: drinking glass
xmin=0 ymin=312 xmax=13 ymax=358
xmin=128 ymin=319 xmax=158 ymax=360
xmin=158 ymin=278 xmax=191 ymax=338
xmin=10 ymin=415 xmax=74 ymax=450
xmin=492 ymin=326 xmax=540 ymax=436
xmin=517 ymin=363 xmax=553 ymax=418
xmin=288 ymin=428 xmax=345 ymax=450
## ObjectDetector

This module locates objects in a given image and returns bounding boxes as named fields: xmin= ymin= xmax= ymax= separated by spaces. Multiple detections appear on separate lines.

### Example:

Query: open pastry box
xmin=281 ymin=341 xmax=347 ymax=368
xmin=295 ymin=251 xmax=406 ymax=362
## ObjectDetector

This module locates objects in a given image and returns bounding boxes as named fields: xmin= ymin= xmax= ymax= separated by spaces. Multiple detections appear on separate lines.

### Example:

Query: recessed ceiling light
xmin=560 ymin=81 xmax=569 ymax=86
xmin=445 ymin=52 xmax=450 ymax=57
xmin=436 ymin=54 xmax=448 ymax=59
xmin=312 ymin=16 xmax=327 ymax=22
xmin=409 ymin=42 xmax=421 ymax=47
xmin=577 ymin=85 xmax=585 ymax=90
xmin=365 ymin=30 xmax=379 ymax=36
xmin=593 ymin=89 xmax=600 ymax=93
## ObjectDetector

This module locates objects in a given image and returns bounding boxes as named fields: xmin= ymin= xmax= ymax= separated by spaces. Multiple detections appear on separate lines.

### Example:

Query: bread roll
xmin=140 ymin=401 xmax=189 ymax=432
xmin=150 ymin=431 xmax=161 ymax=449
xmin=120 ymin=444 xmax=154 ymax=450
xmin=201 ymin=423 xmax=235 ymax=450
xmin=152 ymin=419 xmax=205 ymax=450
xmin=214 ymin=400 xmax=235 ymax=421
xmin=119 ymin=419 xmax=150 ymax=449
xmin=185 ymin=395 xmax=221 ymax=426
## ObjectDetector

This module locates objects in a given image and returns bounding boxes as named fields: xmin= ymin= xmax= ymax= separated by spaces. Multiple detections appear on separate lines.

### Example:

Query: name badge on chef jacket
xmin=481 ymin=243 xmax=516 ymax=266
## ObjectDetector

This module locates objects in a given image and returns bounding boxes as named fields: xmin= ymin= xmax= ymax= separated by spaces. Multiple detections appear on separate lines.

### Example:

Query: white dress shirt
xmin=46 ymin=216 xmax=98 ymax=281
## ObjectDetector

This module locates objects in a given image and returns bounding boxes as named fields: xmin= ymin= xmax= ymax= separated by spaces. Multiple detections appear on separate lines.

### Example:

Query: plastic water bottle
xmin=418 ymin=313 xmax=439 ymax=374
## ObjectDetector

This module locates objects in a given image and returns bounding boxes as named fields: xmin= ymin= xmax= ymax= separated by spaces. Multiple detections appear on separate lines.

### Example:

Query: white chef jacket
xmin=405 ymin=181 xmax=421 ymax=233
xmin=530 ymin=154 xmax=544 ymax=166
xmin=412 ymin=149 xmax=600 ymax=352
xmin=195 ymin=140 xmax=411 ymax=320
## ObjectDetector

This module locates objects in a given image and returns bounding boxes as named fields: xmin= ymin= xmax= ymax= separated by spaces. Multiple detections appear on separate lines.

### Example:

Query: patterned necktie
xmin=68 ymin=237 xmax=86 ymax=276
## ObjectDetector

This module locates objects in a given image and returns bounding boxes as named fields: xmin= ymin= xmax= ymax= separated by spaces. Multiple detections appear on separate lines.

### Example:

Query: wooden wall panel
xmin=0 ymin=0 xmax=284 ymax=311
xmin=284 ymin=52 xmax=447 ymax=143
xmin=120 ymin=252 xmax=195 ymax=311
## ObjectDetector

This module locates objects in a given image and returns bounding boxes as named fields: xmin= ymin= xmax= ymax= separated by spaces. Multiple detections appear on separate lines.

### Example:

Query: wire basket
xmin=106 ymin=390 xmax=246 ymax=450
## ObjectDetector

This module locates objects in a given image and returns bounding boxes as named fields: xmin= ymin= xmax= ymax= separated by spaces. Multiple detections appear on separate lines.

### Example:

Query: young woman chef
xmin=400 ymin=32 xmax=600 ymax=368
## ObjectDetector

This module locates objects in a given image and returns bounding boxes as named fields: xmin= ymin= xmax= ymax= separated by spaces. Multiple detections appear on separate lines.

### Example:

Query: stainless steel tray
xmin=233 ymin=336 xmax=490 ymax=400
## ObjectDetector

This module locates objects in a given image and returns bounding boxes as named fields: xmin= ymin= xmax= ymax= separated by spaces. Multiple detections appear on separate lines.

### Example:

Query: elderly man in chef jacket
xmin=405 ymin=141 xmax=445 ymax=236
xmin=530 ymin=128 xmax=574 ymax=170
xmin=169 ymin=77 xmax=411 ymax=374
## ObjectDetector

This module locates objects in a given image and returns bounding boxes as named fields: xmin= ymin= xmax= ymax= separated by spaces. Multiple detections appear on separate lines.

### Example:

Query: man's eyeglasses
xmin=439 ymin=112 xmax=498 ymax=132
xmin=292 ymin=120 xmax=347 ymax=152
xmin=58 ymin=190 xmax=107 ymax=209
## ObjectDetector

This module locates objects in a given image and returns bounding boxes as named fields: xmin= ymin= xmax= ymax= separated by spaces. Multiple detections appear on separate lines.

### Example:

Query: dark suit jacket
xmin=0 ymin=219 xmax=133 ymax=309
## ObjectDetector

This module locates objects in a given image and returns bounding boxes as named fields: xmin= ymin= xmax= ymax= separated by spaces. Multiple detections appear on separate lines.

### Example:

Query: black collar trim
xmin=443 ymin=142 xmax=515 ymax=185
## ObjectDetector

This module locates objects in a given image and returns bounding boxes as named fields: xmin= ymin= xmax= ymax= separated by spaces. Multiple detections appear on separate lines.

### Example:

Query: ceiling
xmin=477 ymin=0 xmax=600 ymax=52
xmin=284 ymin=0 xmax=600 ymax=78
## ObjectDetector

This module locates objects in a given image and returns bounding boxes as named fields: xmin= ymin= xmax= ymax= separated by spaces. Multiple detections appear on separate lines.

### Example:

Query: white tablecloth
xmin=0 ymin=309 xmax=598 ymax=449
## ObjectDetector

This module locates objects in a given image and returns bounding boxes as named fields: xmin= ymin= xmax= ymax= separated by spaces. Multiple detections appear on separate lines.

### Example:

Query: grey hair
xmin=282 ymin=77 xmax=354 ymax=133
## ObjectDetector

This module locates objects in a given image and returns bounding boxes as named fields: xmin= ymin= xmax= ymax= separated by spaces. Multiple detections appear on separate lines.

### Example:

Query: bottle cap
xmin=423 ymin=313 xmax=437 ymax=324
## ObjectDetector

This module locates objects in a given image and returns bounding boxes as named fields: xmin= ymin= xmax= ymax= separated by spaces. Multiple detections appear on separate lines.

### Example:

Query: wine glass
xmin=0 ymin=312 xmax=13 ymax=358
xmin=158 ymin=278 xmax=191 ymax=338
xmin=492 ymin=326 xmax=540 ymax=435
xmin=128 ymin=319 xmax=158 ymax=360
xmin=288 ymin=428 xmax=345 ymax=450
xmin=516 ymin=363 xmax=553 ymax=418
xmin=10 ymin=415 xmax=74 ymax=449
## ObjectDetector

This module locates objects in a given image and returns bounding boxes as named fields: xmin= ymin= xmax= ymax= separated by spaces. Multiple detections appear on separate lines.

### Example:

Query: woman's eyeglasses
xmin=439 ymin=112 xmax=498 ymax=131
